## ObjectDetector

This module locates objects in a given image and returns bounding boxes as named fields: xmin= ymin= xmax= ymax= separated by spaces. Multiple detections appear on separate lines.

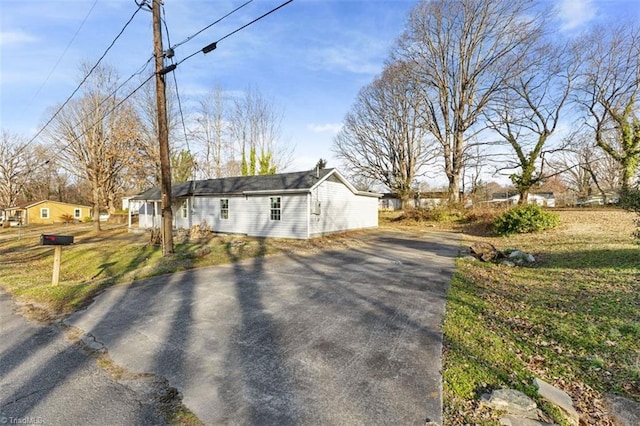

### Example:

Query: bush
xmin=493 ymin=204 xmax=560 ymax=236
xmin=59 ymin=213 xmax=75 ymax=224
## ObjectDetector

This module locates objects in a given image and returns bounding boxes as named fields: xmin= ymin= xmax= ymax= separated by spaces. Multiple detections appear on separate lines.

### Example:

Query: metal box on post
xmin=40 ymin=234 xmax=74 ymax=246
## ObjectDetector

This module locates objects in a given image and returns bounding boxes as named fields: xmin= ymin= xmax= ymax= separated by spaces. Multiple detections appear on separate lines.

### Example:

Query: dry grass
xmin=444 ymin=208 xmax=639 ymax=424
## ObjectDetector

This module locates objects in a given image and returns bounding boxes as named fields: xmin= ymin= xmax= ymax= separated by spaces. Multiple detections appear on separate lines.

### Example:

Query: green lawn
xmin=443 ymin=209 xmax=640 ymax=424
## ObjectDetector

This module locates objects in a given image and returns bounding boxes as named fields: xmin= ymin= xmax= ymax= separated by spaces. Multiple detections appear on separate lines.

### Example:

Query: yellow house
xmin=4 ymin=200 xmax=92 ymax=225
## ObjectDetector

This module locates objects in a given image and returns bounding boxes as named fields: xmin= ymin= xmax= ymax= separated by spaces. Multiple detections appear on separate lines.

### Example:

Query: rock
xmin=462 ymin=255 xmax=478 ymax=261
xmin=470 ymin=242 xmax=504 ymax=262
xmin=501 ymin=260 xmax=516 ymax=267
xmin=480 ymin=389 xmax=539 ymax=420
xmin=509 ymin=250 xmax=536 ymax=263
xmin=534 ymin=378 xmax=579 ymax=426
xmin=604 ymin=394 xmax=640 ymax=426
xmin=499 ymin=415 xmax=555 ymax=425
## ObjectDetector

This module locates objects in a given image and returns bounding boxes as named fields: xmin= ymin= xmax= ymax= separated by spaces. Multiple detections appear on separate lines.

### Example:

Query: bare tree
xmin=0 ymin=130 xmax=35 ymax=209
xmin=549 ymin=130 xmax=622 ymax=202
xmin=575 ymin=24 xmax=640 ymax=189
xmin=485 ymin=41 xmax=576 ymax=203
xmin=192 ymin=86 xmax=229 ymax=179
xmin=333 ymin=61 xmax=437 ymax=205
xmin=46 ymin=63 xmax=141 ymax=230
xmin=133 ymin=78 xmax=180 ymax=187
xmin=394 ymin=0 xmax=546 ymax=202
xmin=229 ymin=86 xmax=292 ymax=176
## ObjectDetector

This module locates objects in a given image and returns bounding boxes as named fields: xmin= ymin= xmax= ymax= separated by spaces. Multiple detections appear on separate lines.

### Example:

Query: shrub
xmin=493 ymin=203 xmax=560 ymax=236
xmin=59 ymin=213 xmax=75 ymax=224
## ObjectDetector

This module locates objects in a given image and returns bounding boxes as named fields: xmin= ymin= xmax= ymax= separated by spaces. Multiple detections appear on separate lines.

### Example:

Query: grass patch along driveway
xmin=0 ymin=223 xmax=365 ymax=321
xmin=443 ymin=208 xmax=640 ymax=424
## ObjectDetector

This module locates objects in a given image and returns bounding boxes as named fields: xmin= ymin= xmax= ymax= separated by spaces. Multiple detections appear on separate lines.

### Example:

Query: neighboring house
xmin=131 ymin=168 xmax=381 ymax=239
xmin=379 ymin=192 xmax=453 ymax=210
xmin=488 ymin=192 xmax=556 ymax=207
xmin=121 ymin=196 xmax=144 ymax=213
xmin=2 ymin=200 xmax=92 ymax=225
xmin=575 ymin=191 xmax=620 ymax=206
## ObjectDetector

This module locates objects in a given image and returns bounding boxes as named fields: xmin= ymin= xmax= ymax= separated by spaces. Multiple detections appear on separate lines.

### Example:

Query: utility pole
xmin=152 ymin=0 xmax=174 ymax=256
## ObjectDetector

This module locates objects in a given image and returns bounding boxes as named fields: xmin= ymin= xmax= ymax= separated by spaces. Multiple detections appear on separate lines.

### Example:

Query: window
xmin=270 ymin=197 xmax=281 ymax=221
xmin=181 ymin=200 xmax=188 ymax=219
xmin=220 ymin=199 xmax=229 ymax=220
xmin=40 ymin=208 xmax=49 ymax=219
xmin=74 ymin=208 xmax=81 ymax=218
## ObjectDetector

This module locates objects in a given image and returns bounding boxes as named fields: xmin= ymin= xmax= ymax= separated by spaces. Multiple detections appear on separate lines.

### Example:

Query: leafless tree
xmin=191 ymin=86 xmax=229 ymax=179
xmin=549 ymin=130 xmax=622 ymax=201
xmin=484 ymin=40 xmax=577 ymax=203
xmin=133 ymin=77 xmax=180 ymax=187
xmin=575 ymin=24 xmax=640 ymax=189
xmin=394 ymin=0 xmax=546 ymax=202
xmin=229 ymin=86 xmax=292 ymax=176
xmin=0 ymin=130 xmax=35 ymax=209
xmin=46 ymin=63 xmax=142 ymax=230
xmin=333 ymin=61 xmax=438 ymax=205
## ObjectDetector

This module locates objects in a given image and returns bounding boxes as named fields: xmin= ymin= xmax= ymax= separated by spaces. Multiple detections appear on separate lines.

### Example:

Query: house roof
xmin=4 ymin=199 xmax=92 ymax=210
xmin=132 ymin=168 xmax=378 ymax=201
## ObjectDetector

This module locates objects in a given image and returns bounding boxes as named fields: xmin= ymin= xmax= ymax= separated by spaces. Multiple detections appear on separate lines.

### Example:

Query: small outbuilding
xmin=131 ymin=168 xmax=380 ymax=239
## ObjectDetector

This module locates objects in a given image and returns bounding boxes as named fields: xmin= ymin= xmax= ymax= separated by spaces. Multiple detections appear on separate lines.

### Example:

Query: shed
xmin=131 ymin=168 xmax=380 ymax=239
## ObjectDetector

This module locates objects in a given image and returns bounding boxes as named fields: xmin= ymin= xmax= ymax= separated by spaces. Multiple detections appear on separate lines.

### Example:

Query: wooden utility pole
xmin=152 ymin=0 xmax=174 ymax=256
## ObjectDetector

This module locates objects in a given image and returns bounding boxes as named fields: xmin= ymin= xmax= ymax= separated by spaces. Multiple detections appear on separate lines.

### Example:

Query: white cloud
xmin=308 ymin=123 xmax=343 ymax=134
xmin=557 ymin=0 xmax=597 ymax=31
xmin=0 ymin=31 xmax=37 ymax=47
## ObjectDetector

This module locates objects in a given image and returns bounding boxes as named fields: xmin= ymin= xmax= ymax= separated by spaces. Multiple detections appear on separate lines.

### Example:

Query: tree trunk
xmin=92 ymin=185 xmax=101 ymax=232
xmin=518 ymin=189 xmax=529 ymax=205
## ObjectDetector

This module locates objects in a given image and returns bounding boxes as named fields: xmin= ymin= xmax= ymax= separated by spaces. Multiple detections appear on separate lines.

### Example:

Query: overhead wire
xmin=23 ymin=1 xmax=146 ymax=150
xmin=168 ymin=0 xmax=254 ymax=51
xmin=161 ymin=3 xmax=192 ymax=170
xmin=51 ymin=73 xmax=156 ymax=159
xmin=27 ymin=0 xmax=99 ymax=109
xmin=171 ymin=0 xmax=294 ymax=70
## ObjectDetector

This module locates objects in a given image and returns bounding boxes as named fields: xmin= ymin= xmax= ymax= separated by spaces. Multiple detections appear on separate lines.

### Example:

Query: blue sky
xmin=1 ymin=0 xmax=639 ymax=176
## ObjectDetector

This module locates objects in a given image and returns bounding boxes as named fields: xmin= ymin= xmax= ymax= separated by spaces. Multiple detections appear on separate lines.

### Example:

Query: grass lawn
xmin=443 ymin=208 xmax=640 ymax=425
xmin=2 ymin=209 xmax=638 ymax=424
xmin=0 ymin=222 xmax=364 ymax=321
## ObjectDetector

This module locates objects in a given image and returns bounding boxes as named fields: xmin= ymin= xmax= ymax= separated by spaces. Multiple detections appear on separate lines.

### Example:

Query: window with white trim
xmin=74 ymin=208 xmax=81 ymax=218
xmin=40 ymin=208 xmax=49 ymax=219
xmin=220 ymin=199 xmax=229 ymax=220
xmin=270 ymin=197 xmax=281 ymax=221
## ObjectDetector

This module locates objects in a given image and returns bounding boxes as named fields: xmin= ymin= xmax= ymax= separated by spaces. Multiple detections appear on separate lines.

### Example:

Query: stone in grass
xmin=480 ymin=389 xmax=539 ymax=420
xmin=534 ymin=378 xmax=579 ymax=426
xmin=509 ymin=250 xmax=536 ymax=263
xmin=470 ymin=242 xmax=504 ymax=262
xmin=604 ymin=394 xmax=640 ymax=426
xmin=499 ymin=415 xmax=555 ymax=426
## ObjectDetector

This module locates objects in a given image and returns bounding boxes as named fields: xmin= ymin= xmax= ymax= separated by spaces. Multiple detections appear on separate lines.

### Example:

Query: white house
xmin=131 ymin=168 xmax=380 ymax=239
xmin=489 ymin=192 xmax=555 ymax=207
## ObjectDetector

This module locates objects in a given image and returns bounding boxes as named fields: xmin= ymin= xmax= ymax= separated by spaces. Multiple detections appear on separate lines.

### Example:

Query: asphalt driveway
xmin=65 ymin=230 xmax=461 ymax=425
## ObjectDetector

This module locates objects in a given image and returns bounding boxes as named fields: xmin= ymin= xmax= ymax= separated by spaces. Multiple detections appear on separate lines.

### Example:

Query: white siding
xmin=310 ymin=180 xmax=378 ymax=236
xmin=186 ymin=193 xmax=310 ymax=239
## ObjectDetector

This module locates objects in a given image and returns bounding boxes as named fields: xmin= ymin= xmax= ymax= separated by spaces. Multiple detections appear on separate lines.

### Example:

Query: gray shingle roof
xmin=132 ymin=168 xmax=335 ymax=201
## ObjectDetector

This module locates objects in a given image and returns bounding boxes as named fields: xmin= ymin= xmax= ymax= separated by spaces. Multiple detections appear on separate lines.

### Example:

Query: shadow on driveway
xmin=64 ymin=229 xmax=461 ymax=425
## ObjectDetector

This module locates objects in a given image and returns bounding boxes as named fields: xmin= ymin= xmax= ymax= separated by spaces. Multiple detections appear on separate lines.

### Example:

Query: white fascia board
xmin=243 ymin=189 xmax=310 ymax=196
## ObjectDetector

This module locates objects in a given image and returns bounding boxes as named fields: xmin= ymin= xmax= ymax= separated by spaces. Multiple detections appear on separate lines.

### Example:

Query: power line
xmin=51 ymin=73 xmax=155 ymax=160
xmin=169 ymin=0 xmax=294 ymax=71
xmin=23 ymin=1 xmax=146 ymax=150
xmin=27 ymin=0 xmax=99 ymax=109
xmin=168 ymin=0 xmax=254 ymax=52
xmin=161 ymin=3 xmax=193 ymax=176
